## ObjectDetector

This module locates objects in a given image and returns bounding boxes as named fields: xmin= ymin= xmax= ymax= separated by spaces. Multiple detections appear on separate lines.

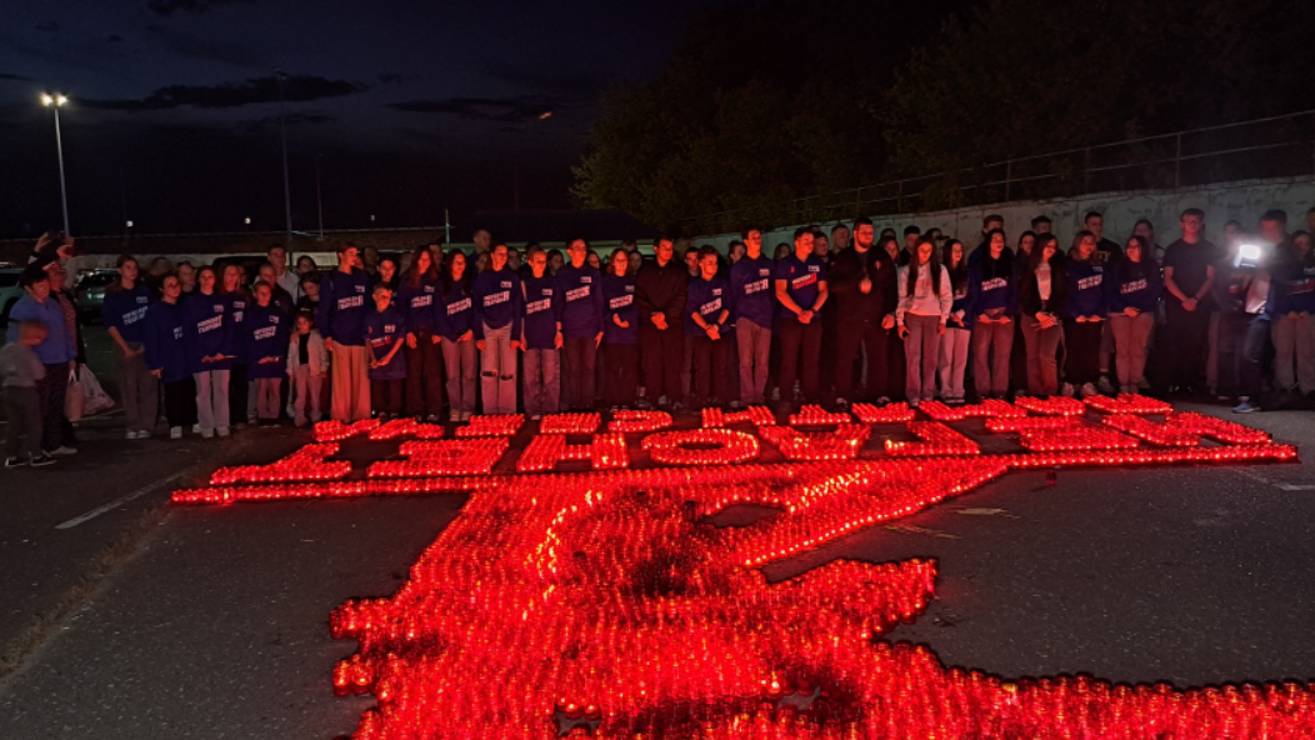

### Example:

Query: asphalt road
xmin=0 ymin=344 xmax=1312 ymax=737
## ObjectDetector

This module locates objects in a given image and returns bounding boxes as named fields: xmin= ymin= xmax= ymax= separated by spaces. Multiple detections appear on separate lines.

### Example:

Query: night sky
xmin=0 ymin=0 xmax=711 ymax=237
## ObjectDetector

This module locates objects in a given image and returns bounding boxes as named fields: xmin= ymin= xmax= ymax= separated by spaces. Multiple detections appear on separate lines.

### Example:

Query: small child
xmin=286 ymin=311 xmax=328 ymax=427
xmin=1 ymin=320 xmax=55 ymax=467
xmin=365 ymin=284 xmax=406 ymax=419
xmin=245 ymin=282 xmax=291 ymax=426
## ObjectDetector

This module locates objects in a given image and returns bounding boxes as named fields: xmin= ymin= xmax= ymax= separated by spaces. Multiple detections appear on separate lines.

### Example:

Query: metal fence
xmin=680 ymin=109 xmax=1315 ymax=235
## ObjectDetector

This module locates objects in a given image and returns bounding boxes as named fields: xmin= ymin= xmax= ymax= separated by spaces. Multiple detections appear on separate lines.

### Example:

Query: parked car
xmin=74 ymin=268 xmax=121 ymax=323
xmin=0 ymin=264 xmax=24 ymax=327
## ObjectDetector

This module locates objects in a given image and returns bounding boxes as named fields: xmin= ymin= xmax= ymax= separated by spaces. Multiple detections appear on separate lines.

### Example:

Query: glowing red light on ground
xmin=174 ymin=402 xmax=1310 ymax=736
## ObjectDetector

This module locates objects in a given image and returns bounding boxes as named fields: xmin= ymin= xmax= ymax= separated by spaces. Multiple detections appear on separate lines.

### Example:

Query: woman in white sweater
xmin=897 ymin=237 xmax=953 ymax=405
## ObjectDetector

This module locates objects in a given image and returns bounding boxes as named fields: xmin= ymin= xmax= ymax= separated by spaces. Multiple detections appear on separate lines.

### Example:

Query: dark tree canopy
xmin=574 ymin=0 xmax=1315 ymax=234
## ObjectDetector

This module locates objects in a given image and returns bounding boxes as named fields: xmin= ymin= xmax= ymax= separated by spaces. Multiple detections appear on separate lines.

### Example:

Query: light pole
xmin=277 ymin=71 xmax=292 ymax=239
xmin=40 ymin=92 xmax=71 ymax=236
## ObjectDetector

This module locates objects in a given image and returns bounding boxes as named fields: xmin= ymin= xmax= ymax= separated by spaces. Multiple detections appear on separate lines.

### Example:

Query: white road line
xmin=1232 ymin=467 xmax=1315 ymax=492
xmin=55 ymin=470 xmax=189 ymax=530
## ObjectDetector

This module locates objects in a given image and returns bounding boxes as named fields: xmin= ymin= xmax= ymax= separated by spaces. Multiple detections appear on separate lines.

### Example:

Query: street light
xmin=40 ymin=91 xmax=71 ymax=236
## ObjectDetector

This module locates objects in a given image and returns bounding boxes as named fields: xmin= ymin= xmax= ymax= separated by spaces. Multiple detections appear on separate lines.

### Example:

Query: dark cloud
xmin=35 ymin=21 xmax=61 ymax=32
xmin=488 ymin=67 xmax=602 ymax=99
xmin=388 ymin=96 xmax=557 ymax=123
xmin=0 ymin=72 xmax=35 ymax=82
xmin=83 ymin=75 xmax=365 ymax=111
xmin=147 ymin=0 xmax=253 ymax=16
xmin=107 ymin=34 xmax=126 ymax=43
xmin=238 ymin=111 xmax=336 ymax=133
xmin=143 ymin=24 xmax=268 ymax=68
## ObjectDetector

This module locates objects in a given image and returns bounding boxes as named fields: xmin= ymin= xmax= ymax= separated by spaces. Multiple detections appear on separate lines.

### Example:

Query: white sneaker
xmin=169 ymin=426 xmax=183 ymax=439
xmin=217 ymin=427 xmax=231 ymax=438
xmin=1061 ymin=383 xmax=1076 ymax=397
xmin=137 ymin=430 xmax=151 ymax=440
xmin=201 ymin=429 xmax=215 ymax=439
xmin=1080 ymin=382 xmax=1099 ymax=398
xmin=49 ymin=445 xmax=78 ymax=456
xmin=191 ymin=423 xmax=202 ymax=434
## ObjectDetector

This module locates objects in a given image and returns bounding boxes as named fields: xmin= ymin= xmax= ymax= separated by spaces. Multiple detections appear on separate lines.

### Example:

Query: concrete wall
xmin=693 ymin=176 xmax=1315 ymax=252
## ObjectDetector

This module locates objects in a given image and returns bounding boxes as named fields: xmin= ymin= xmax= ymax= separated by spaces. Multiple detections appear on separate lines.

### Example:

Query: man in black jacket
xmin=829 ymin=218 xmax=897 ymax=406
xmin=635 ymin=236 xmax=688 ymax=409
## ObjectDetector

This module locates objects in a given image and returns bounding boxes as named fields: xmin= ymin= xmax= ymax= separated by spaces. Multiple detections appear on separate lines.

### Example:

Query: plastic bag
xmin=65 ymin=366 xmax=84 ymax=422
xmin=79 ymin=364 xmax=116 ymax=416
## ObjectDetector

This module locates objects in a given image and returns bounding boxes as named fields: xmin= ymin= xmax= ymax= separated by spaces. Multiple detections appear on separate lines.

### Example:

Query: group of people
xmin=2 ymin=206 xmax=1312 ymax=466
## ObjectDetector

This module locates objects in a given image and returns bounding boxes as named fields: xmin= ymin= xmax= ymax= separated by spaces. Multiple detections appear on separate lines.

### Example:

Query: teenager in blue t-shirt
xmin=773 ymin=227 xmax=829 ymax=407
xmin=686 ymin=245 xmax=732 ymax=407
xmin=1063 ymin=231 xmax=1107 ymax=397
xmin=556 ymin=238 xmax=605 ymax=410
xmin=519 ymin=246 xmax=563 ymax=417
xmin=101 ymin=255 xmax=157 ymax=438
xmin=728 ymin=227 xmax=775 ymax=405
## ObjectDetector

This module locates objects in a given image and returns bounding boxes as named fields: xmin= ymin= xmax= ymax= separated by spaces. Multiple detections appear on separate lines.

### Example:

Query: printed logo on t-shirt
xmin=609 ymin=294 xmax=634 ymax=310
xmin=198 ymin=315 xmax=223 ymax=334
xmin=565 ymin=286 xmax=590 ymax=302
xmin=711 ymin=287 xmax=723 ymax=296
xmin=410 ymin=294 xmax=433 ymax=309
xmin=254 ymin=325 xmax=278 ymax=341
xmin=1077 ymin=274 xmax=1103 ymax=291
xmin=354 ymin=284 xmax=366 ymax=294
xmin=791 ymin=273 xmax=817 ymax=290
xmin=172 ymin=326 xmax=183 ymax=340
xmin=1120 ymin=279 xmax=1147 ymax=294
xmin=758 ymin=268 xmax=770 ymax=277
xmin=500 ymin=280 xmax=512 ymax=289
xmin=981 ymin=277 xmax=1007 ymax=292
xmin=447 ymin=297 xmax=472 ymax=315
xmin=525 ymin=298 xmax=552 ymax=314
xmin=337 ymin=295 xmax=364 ymax=310
xmin=745 ymin=278 xmax=769 ymax=295
xmin=954 ymin=287 xmax=968 ymax=300
xmin=483 ymin=290 xmax=510 ymax=307
xmin=124 ymin=306 xmax=148 ymax=325
xmin=136 ymin=295 xmax=149 ymax=305
xmin=580 ymin=276 xmax=592 ymax=284
xmin=700 ymin=298 xmax=723 ymax=315
xmin=213 ymin=304 xmax=225 ymax=314
xmin=807 ymin=264 xmax=820 ymax=273
xmin=541 ymin=288 xmax=554 ymax=297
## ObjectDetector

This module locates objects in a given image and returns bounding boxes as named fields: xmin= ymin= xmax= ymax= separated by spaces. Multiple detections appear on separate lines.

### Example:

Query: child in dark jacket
xmin=244 ymin=282 xmax=291 ymax=424
xmin=144 ymin=274 xmax=195 ymax=438
xmin=365 ymin=284 xmax=406 ymax=418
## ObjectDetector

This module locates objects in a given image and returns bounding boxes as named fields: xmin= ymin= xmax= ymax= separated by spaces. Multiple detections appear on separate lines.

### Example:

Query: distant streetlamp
xmin=125 ymin=220 xmax=134 ymax=229
xmin=244 ymin=216 xmax=252 ymax=225
xmin=40 ymin=92 xmax=71 ymax=236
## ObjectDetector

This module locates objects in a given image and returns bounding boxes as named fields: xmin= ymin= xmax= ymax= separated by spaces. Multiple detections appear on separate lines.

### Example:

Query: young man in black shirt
xmin=829 ymin=217 xmax=897 ymax=406
xmin=1161 ymin=208 xmax=1217 ymax=395
xmin=635 ymin=237 xmax=688 ymax=410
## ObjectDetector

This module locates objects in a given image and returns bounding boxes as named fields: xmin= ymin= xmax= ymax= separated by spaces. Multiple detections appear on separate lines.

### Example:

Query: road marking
xmin=55 ymin=470 xmax=189 ymax=530
xmin=1232 ymin=467 xmax=1315 ymax=492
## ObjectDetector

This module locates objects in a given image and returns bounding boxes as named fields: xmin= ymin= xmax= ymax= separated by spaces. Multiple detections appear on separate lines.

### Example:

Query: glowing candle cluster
xmin=758 ymin=424 xmax=871 ymax=461
xmin=209 ymin=443 xmax=350 ymax=484
xmin=1017 ymin=426 xmax=1139 ymax=452
xmin=366 ymin=438 xmax=509 ymax=477
xmin=365 ymin=417 xmax=446 ymax=441
xmin=538 ymin=412 xmax=601 ymax=434
xmin=606 ymin=409 xmax=673 ymax=433
xmin=454 ymin=413 xmax=524 ymax=437
xmin=313 ymin=418 xmax=382 ymax=442
xmin=884 ymin=422 xmax=980 ymax=457
xmin=1084 ymin=392 xmax=1173 ymax=415
xmin=516 ymin=433 xmax=629 ymax=472
xmin=850 ymin=401 xmax=914 ymax=424
xmin=171 ymin=402 xmax=1308 ymax=737
xmin=1013 ymin=395 xmax=1087 ymax=416
xmin=1102 ymin=414 xmax=1201 ymax=447
xmin=641 ymin=428 xmax=761 ymax=465
xmin=702 ymin=405 xmax=776 ymax=428
xmin=788 ymin=404 xmax=853 ymax=426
